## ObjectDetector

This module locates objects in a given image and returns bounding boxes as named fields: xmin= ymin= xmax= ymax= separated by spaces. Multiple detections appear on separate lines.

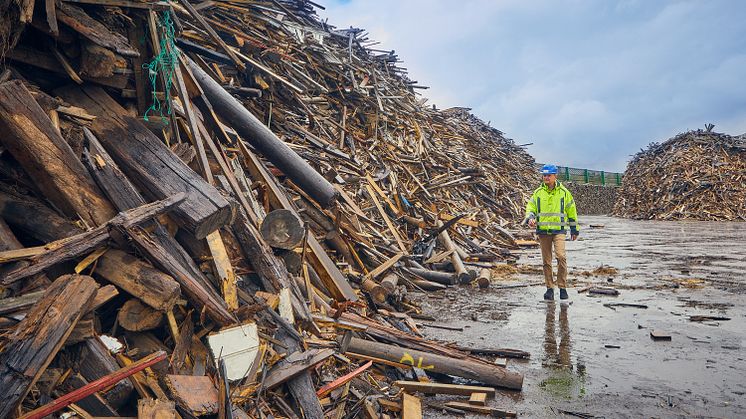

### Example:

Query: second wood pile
xmin=0 ymin=0 xmax=533 ymax=417
xmin=613 ymin=130 xmax=746 ymax=221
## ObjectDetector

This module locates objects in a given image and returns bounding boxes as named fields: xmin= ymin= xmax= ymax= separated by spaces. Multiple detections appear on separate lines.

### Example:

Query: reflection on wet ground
xmin=415 ymin=216 xmax=746 ymax=418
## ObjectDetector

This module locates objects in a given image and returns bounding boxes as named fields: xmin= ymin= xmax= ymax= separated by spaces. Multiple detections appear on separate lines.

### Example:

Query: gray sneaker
xmin=543 ymin=288 xmax=554 ymax=300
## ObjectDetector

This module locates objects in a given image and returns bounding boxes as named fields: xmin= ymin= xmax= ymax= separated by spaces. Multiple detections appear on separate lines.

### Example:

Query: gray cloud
xmin=322 ymin=0 xmax=746 ymax=171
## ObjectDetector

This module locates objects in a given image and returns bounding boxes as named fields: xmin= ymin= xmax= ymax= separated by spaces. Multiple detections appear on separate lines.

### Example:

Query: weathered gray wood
xmin=0 ymin=274 xmax=99 ymax=417
xmin=407 ymin=267 xmax=457 ymax=285
xmin=0 ymin=80 xmax=116 ymax=227
xmin=187 ymin=57 xmax=338 ymax=208
xmin=82 ymin=128 xmax=233 ymax=326
xmin=56 ymin=2 xmax=139 ymax=56
xmin=0 ymin=193 xmax=186 ymax=285
xmin=344 ymin=337 xmax=523 ymax=390
xmin=56 ymin=84 xmax=233 ymax=239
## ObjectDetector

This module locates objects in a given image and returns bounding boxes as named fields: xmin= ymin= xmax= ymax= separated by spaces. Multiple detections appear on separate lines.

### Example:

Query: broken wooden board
xmin=165 ymin=374 xmax=219 ymax=416
xmin=444 ymin=401 xmax=517 ymax=417
xmin=402 ymin=392 xmax=422 ymax=419
xmin=394 ymin=381 xmax=496 ymax=397
xmin=206 ymin=322 xmax=259 ymax=381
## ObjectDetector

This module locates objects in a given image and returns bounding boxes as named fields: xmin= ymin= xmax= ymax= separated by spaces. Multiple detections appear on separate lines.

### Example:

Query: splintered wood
xmin=0 ymin=0 xmax=532 ymax=417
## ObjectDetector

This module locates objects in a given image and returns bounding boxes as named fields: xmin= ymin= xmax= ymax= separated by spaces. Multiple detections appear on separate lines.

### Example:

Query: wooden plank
xmin=56 ymin=2 xmax=139 ymax=56
xmin=57 ymin=85 xmax=233 ymax=239
xmin=364 ymin=252 xmax=404 ymax=280
xmin=394 ymin=381 xmax=495 ymax=397
xmin=443 ymin=402 xmax=516 ymax=417
xmin=262 ymin=348 xmax=334 ymax=389
xmin=365 ymin=184 xmax=406 ymax=252
xmin=178 ymin=0 xmax=245 ymax=70
xmin=0 ymin=275 xmax=99 ymax=417
xmin=401 ymin=393 xmax=422 ymax=419
xmin=468 ymin=392 xmax=487 ymax=406
xmin=206 ymin=231 xmax=238 ymax=311
xmin=165 ymin=375 xmax=219 ymax=416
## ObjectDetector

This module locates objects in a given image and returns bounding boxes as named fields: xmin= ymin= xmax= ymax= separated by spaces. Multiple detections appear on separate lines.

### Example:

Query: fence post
xmin=601 ymin=171 xmax=605 ymax=186
xmin=565 ymin=167 xmax=570 ymax=182
xmin=584 ymin=169 xmax=589 ymax=184
xmin=616 ymin=173 xmax=621 ymax=186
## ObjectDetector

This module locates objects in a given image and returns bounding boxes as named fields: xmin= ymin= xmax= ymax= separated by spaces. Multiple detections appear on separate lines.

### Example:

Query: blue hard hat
xmin=540 ymin=164 xmax=558 ymax=175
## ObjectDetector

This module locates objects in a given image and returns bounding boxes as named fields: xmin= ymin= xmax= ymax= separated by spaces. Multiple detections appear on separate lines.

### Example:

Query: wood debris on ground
xmin=0 ymin=1 xmax=534 ymax=417
xmin=613 ymin=129 xmax=746 ymax=221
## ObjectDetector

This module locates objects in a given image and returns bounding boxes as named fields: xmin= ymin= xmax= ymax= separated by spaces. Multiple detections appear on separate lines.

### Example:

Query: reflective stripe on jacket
xmin=524 ymin=181 xmax=580 ymax=235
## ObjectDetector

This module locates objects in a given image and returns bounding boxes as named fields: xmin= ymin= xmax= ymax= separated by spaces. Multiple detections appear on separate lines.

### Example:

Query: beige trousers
xmin=538 ymin=234 xmax=567 ymax=288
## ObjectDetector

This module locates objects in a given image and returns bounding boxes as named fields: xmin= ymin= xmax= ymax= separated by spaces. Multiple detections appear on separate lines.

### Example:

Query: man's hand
xmin=571 ymin=234 xmax=578 ymax=241
xmin=528 ymin=218 xmax=536 ymax=228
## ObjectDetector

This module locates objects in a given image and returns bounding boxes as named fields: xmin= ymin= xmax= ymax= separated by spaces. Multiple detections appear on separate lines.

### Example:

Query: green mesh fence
xmin=143 ymin=11 xmax=179 ymax=123
xmin=537 ymin=165 xmax=623 ymax=186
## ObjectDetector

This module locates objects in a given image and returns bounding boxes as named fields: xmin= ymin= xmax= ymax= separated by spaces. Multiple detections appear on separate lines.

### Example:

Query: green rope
xmin=143 ymin=11 xmax=179 ymax=123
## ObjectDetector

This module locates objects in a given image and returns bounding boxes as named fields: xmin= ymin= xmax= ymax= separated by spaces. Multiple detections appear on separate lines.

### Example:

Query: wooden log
xmin=56 ymin=85 xmax=232 ymax=239
xmin=409 ymin=278 xmax=446 ymax=291
xmin=82 ymin=129 xmax=234 ymax=326
xmin=435 ymin=221 xmax=472 ymax=284
xmin=238 ymin=142 xmax=356 ymax=302
xmin=0 ymin=184 xmax=80 ymax=242
xmin=343 ymin=337 xmax=523 ymax=390
xmin=187 ymin=57 xmax=338 ymax=208
xmin=380 ymin=273 xmax=399 ymax=293
xmin=260 ymin=209 xmax=304 ymax=250
xmin=0 ymin=274 xmax=98 ymax=417
xmin=394 ymin=381 xmax=495 ymax=397
xmin=361 ymin=278 xmax=388 ymax=303
xmin=271 ymin=327 xmax=326 ymax=419
xmin=0 ymin=80 xmax=116 ymax=227
xmin=0 ymin=193 xmax=186 ymax=285
xmin=165 ymin=374 xmax=219 ymax=416
xmin=407 ymin=267 xmax=456 ymax=285
xmin=118 ymin=299 xmax=163 ymax=331
xmin=477 ymin=268 xmax=491 ymax=289
xmin=231 ymin=208 xmax=313 ymax=328
xmin=95 ymin=249 xmax=180 ymax=311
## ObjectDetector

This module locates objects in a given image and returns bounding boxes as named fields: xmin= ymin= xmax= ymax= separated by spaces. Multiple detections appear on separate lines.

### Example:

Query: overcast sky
xmin=320 ymin=0 xmax=746 ymax=172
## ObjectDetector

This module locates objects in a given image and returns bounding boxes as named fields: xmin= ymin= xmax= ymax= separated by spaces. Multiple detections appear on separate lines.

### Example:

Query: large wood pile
xmin=613 ymin=130 xmax=746 ymax=221
xmin=0 ymin=1 xmax=532 ymax=417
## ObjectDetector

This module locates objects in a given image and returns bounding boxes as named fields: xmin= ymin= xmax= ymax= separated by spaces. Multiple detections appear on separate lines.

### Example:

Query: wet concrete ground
xmin=411 ymin=216 xmax=746 ymax=418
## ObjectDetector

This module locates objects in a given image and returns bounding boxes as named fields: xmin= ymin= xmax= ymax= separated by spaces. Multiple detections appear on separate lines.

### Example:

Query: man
xmin=525 ymin=164 xmax=579 ymax=300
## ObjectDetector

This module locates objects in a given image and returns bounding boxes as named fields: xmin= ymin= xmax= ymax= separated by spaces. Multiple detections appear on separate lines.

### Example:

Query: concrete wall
xmin=564 ymin=182 xmax=618 ymax=215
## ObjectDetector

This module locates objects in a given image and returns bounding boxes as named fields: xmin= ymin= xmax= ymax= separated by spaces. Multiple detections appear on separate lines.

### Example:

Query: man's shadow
xmin=543 ymin=302 xmax=572 ymax=369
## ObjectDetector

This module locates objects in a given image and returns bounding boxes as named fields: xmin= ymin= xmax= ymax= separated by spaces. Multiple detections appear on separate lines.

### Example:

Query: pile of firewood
xmin=613 ymin=130 xmax=746 ymax=221
xmin=0 ymin=1 xmax=532 ymax=417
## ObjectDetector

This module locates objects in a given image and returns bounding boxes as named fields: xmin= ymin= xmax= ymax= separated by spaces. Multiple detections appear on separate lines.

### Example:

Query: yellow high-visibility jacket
xmin=525 ymin=182 xmax=580 ymax=235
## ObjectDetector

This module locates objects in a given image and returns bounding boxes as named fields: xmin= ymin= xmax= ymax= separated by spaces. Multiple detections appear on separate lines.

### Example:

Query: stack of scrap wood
xmin=0 ymin=0 xmax=529 ymax=417
xmin=564 ymin=182 xmax=618 ymax=215
xmin=613 ymin=130 xmax=746 ymax=221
